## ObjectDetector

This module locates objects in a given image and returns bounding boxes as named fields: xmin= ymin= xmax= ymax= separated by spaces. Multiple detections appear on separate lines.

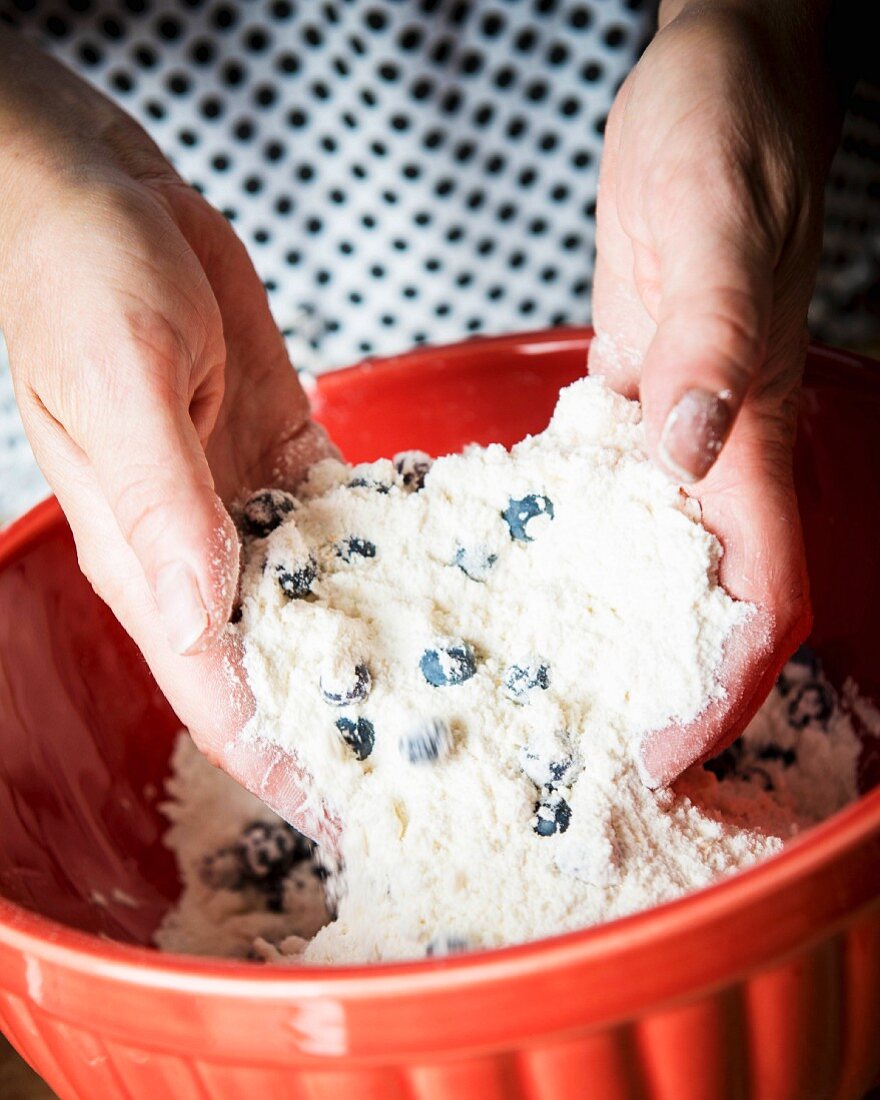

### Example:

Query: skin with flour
xmin=233 ymin=378 xmax=771 ymax=963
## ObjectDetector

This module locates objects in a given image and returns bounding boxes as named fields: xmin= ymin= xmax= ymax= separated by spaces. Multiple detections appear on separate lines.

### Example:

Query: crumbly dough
xmin=160 ymin=378 xmax=860 ymax=965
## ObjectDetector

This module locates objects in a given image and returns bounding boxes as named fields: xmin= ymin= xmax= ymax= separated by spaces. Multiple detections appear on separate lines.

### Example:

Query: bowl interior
xmin=0 ymin=330 xmax=878 ymax=948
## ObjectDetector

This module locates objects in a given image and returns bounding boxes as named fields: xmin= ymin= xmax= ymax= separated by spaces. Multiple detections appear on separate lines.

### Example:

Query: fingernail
xmin=659 ymin=388 xmax=733 ymax=484
xmin=154 ymin=561 xmax=210 ymax=656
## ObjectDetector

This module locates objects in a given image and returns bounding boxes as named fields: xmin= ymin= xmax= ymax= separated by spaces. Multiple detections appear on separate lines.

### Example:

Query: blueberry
xmin=349 ymin=463 xmax=392 ymax=493
xmin=452 ymin=545 xmax=497 ymax=582
xmin=320 ymin=663 xmax=372 ymax=706
xmin=704 ymin=741 xmax=744 ymax=781
xmin=788 ymin=680 xmax=834 ymax=729
xmin=400 ymin=717 xmax=453 ymax=763
xmin=533 ymin=790 xmax=571 ymax=836
xmin=504 ymin=662 xmax=550 ymax=703
xmin=776 ymin=646 xmax=821 ymax=697
xmin=426 ymin=934 xmax=470 ymax=957
xmin=241 ymin=488 xmax=296 ymax=538
xmin=420 ymin=640 xmax=477 ymax=686
xmin=199 ymin=820 xmax=316 ymax=911
xmin=520 ymin=728 xmax=579 ymax=788
xmin=756 ymin=744 xmax=797 ymax=767
xmin=336 ymin=536 xmax=377 ymax=562
xmin=336 ymin=716 xmax=376 ymax=760
xmin=275 ymin=556 xmax=317 ymax=599
xmin=502 ymin=493 xmax=554 ymax=541
xmin=394 ymin=449 xmax=433 ymax=491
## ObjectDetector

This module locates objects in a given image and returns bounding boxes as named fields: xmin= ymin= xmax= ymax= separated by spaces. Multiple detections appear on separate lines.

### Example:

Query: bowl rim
xmin=1 ymin=328 xmax=879 ymax=1032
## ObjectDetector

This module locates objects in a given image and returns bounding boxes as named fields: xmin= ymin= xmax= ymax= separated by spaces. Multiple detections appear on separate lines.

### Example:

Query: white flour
xmin=156 ymin=378 xmax=862 ymax=964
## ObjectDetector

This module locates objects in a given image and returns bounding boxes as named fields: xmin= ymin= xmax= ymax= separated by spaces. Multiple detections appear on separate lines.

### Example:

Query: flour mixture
xmin=156 ymin=378 xmax=861 ymax=964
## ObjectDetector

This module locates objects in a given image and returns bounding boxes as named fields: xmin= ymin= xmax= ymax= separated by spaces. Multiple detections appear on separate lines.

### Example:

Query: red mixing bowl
xmin=0 ymin=330 xmax=878 ymax=1100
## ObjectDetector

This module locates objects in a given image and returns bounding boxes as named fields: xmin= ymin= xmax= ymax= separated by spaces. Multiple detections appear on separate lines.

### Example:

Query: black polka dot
xmin=244 ymin=26 xmax=270 ymax=51
xmin=221 ymin=60 xmax=246 ymax=86
xmin=315 ymin=270 xmax=331 ymax=285
xmin=178 ymin=128 xmax=198 ymax=146
xmin=485 ymin=154 xmax=505 ymax=174
xmin=411 ymin=77 xmax=434 ymax=101
xmin=402 ymin=285 xmax=418 ymax=298
xmin=551 ymin=312 xmax=570 ymax=327
xmin=145 ymin=100 xmax=165 ymax=119
xmin=569 ymin=5 xmax=592 ymax=30
xmin=559 ymin=96 xmax=581 ymax=117
xmin=507 ymin=117 xmax=528 ymax=140
xmin=271 ymin=0 xmax=292 ymax=16
xmin=402 ymin=163 xmax=422 ymax=180
xmin=110 ymin=70 xmax=134 ymax=93
xmin=253 ymin=84 xmax=277 ymax=108
xmin=243 ymin=175 xmax=264 ymax=194
xmin=435 ymin=302 xmax=451 ymax=316
xmin=519 ymin=168 xmax=537 ymax=187
xmin=330 ymin=189 xmax=346 ymax=203
xmin=364 ymin=8 xmax=387 ymax=31
xmin=297 ymin=164 xmax=315 ymax=182
xmin=487 ymin=285 xmax=505 ymax=300
xmin=480 ymin=12 xmax=504 ymax=36
xmin=302 ymin=23 xmax=323 ymax=47
xmin=44 ymin=14 xmax=70 ymax=37
xmin=413 ymin=211 xmax=432 ymax=226
xmin=473 ymin=104 xmax=494 ymax=128
xmin=188 ymin=38 xmax=214 ymax=64
xmin=124 ymin=0 xmax=148 ymax=12
xmin=466 ymin=318 xmax=482 ymax=332
xmin=200 ymin=96 xmax=224 ymax=119
xmin=210 ymin=3 xmax=236 ymax=30
xmin=514 ymin=28 xmax=537 ymax=52
xmin=494 ymin=65 xmax=516 ymax=89
xmin=581 ymin=61 xmax=603 ymax=82
xmin=562 ymin=233 xmax=583 ymax=251
xmin=525 ymin=79 xmax=549 ymax=103
xmin=101 ymin=16 xmax=124 ymax=39
xmin=391 ymin=114 xmax=410 ymax=132
xmin=460 ymin=49 xmax=483 ymax=76
xmin=263 ymin=141 xmax=285 ymax=162
xmin=508 ymin=251 xmax=526 ymax=270
xmin=571 ymin=149 xmax=592 ymax=169
xmin=519 ymin=299 xmax=536 ymax=315
xmin=253 ymin=228 xmax=271 ymax=244
xmin=398 ymin=25 xmax=423 ymax=50
xmin=277 ymin=51 xmax=301 ymax=75
xmin=476 ymin=238 xmax=495 ymax=256
xmin=233 ymin=118 xmax=255 ymax=140
xmin=287 ymin=109 xmax=308 ymax=128
xmin=497 ymin=203 xmax=517 ymax=222
xmin=167 ymin=72 xmax=191 ymax=95
xmin=551 ymin=184 xmax=570 ymax=202
xmin=306 ymin=217 xmax=324 ymax=234
xmin=430 ymin=38 xmax=453 ymax=64
xmin=78 ymin=41 xmax=102 ymax=65
xmin=275 ymin=196 xmax=293 ymax=214
xmin=133 ymin=44 xmax=157 ymax=68
xmin=212 ymin=153 xmax=230 ymax=171
xmin=156 ymin=16 xmax=181 ymax=39
xmin=538 ymin=132 xmax=559 ymax=152
xmin=604 ymin=25 xmax=627 ymax=48
xmin=546 ymin=41 xmax=569 ymax=65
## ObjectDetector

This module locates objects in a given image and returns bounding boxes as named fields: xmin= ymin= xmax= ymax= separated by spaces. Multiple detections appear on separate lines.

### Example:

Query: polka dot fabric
xmin=0 ymin=0 xmax=653 ymax=367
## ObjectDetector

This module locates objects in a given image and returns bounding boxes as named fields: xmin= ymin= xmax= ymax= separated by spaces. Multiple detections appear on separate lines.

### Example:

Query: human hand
xmin=0 ymin=32 xmax=336 ymax=844
xmin=590 ymin=2 xmax=841 ymax=786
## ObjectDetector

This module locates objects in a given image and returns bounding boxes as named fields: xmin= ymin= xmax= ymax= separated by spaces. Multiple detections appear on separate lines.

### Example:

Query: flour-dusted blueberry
xmin=520 ymin=728 xmax=580 ymax=788
xmin=776 ymin=646 xmax=821 ymax=697
xmin=420 ymin=639 xmax=477 ymax=686
xmin=400 ymin=717 xmax=453 ymax=764
xmin=199 ymin=820 xmax=316 ymax=911
xmin=348 ymin=460 xmax=394 ymax=493
xmin=502 ymin=493 xmax=555 ymax=541
xmin=532 ymin=790 xmax=571 ymax=837
xmin=320 ymin=662 xmax=372 ymax=706
xmin=426 ymin=934 xmax=470 ymax=957
xmin=704 ymin=741 xmax=744 ymax=781
xmin=756 ymin=744 xmax=797 ymax=767
xmin=241 ymin=488 xmax=296 ymax=538
xmin=788 ymin=680 xmax=835 ymax=730
xmin=452 ymin=545 xmax=498 ymax=582
xmin=336 ymin=716 xmax=376 ymax=760
xmin=504 ymin=661 xmax=550 ymax=703
xmin=393 ymin=449 xmax=433 ymax=491
xmin=275 ymin=556 xmax=318 ymax=599
xmin=336 ymin=536 xmax=377 ymax=562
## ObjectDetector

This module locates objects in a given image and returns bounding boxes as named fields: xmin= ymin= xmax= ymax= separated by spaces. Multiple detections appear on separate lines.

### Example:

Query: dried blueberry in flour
xmin=275 ymin=557 xmax=318 ymax=599
xmin=502 ymin=494 xmax=555 ymax=541
xmin=426 ymin=934 xmax=470 ymax=957
xmin=504 ymin=661 xmax=550 ymax=703
xmin=336 ymin=536 xmax=377 ymax=563
xmin=320 ymin=662 xmax=372 ymax=706
xmin=787 ymin=680 xmax=835 ymax=730
xmin=336 ymin=716 xmax=376 ymax=760
xmin=452 ymin=545 xmax=498 ymax=582
xmin=400 ymin=717 xmax=453 ymax=764
xmin=349 ymin=461 xmax=393 ymax=494
xmin=199 ymin=821 xmax=315 ymax=911
xmin=241 ymin=489 xmax=296 ymax=539
xmin=420 ymin=640 xmax=477 ymax=687
xmin=520 ymin=728 xmax=580 ymax=789
xmin=533 ymin=790 xmax=572 ymax=837
xmin=394 ymin=450 xmax=433 ymax=491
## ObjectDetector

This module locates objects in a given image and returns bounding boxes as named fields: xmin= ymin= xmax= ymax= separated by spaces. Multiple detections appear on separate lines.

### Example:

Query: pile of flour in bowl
xmin=155 ymin=378 xmax=862 ymax=964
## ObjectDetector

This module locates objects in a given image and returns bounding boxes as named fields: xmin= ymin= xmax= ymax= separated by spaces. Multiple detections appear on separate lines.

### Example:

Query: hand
xmin=0 ymin=32 xmax=336 ymax=844
xmin=590 ymin=2 xmax=841 ymax=786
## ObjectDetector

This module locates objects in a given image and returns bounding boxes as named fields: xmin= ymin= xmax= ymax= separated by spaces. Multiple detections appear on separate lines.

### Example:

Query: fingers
xmin=637 ymin=216 xmax=775 ymax=483
xmin=636 ymin=398 xmax=812 ymax=785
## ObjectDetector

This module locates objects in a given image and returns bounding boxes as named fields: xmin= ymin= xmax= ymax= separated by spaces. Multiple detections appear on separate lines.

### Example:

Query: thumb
xmin=85 ymin=394 xmax=239 ymax=656
xmin=638 ymin=214 xmax=774 ymax=484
